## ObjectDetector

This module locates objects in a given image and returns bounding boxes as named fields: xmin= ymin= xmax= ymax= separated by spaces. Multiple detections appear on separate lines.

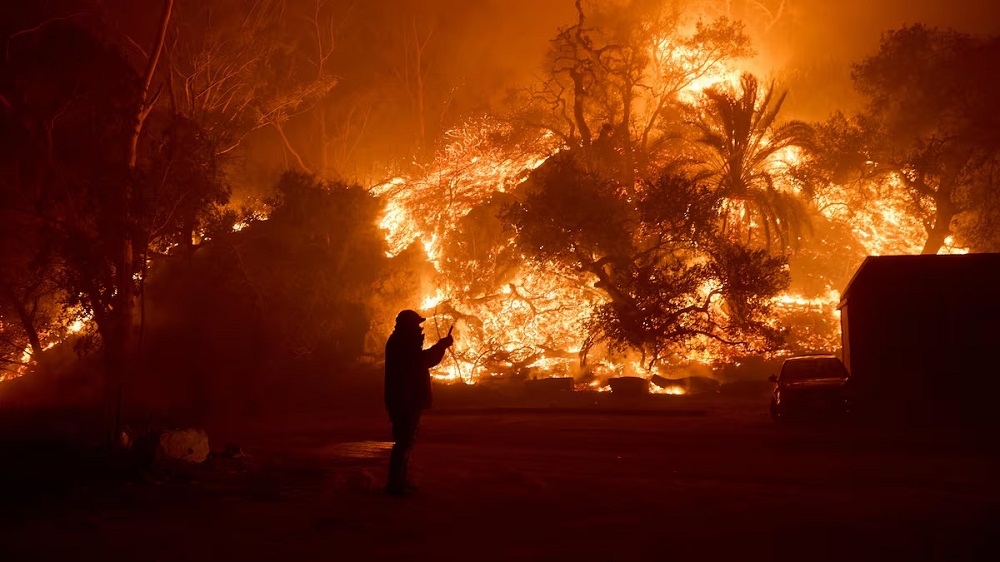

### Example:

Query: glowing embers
xmin=773 ymin=288 xmax=841 ymax=317
xmin=770 ymin=288 xmax=843 ymax=354
xmin=423 ymin=270 xmax=605 ymax=384
xmin=653 ymin=385 xmax=687 ymax=395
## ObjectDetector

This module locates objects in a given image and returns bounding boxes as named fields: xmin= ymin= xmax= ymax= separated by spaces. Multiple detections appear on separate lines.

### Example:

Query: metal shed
xmin=838 ymin=253 xmax=1000 ymax=420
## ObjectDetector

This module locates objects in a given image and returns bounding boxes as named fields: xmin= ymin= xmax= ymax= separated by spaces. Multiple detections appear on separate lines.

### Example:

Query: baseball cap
xmin=395 ymin=309 xmax=426 ymax=326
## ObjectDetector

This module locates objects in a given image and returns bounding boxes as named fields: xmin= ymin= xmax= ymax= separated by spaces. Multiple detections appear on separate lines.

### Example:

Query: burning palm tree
xmin=694 ymin=73 xmax=814 ymax=249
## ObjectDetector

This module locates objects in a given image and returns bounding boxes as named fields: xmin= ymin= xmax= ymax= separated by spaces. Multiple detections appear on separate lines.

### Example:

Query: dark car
xmin=769 ymin=355 xmax=850 ymax=421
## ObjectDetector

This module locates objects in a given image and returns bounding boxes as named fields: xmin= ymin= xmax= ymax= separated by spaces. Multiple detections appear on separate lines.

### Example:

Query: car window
xmin=780 ymin=358 xmax=847 ymax=381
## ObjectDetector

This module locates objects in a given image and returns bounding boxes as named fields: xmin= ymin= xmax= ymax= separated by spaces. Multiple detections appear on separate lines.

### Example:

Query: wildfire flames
xmin=369 ymin=25 xmax=966 ymax=390
xmin=373 ymin=55 xmax=799 ymax=387
xmin=376 ymin=119 xmax=615 ymax=384
xmin=2 ymin=307 xmax=91 ymax=381
xmin=0 ymin=3 xmax=975 ymax=389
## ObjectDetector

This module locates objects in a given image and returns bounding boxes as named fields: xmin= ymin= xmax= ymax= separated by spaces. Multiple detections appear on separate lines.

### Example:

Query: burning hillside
xmin=364 ymin=4 xmax=979 ymax=389
xmin=371 ymin=20 xmax=811 ymax=385
xmin=1 ymin=0 xmax=995 ymax=399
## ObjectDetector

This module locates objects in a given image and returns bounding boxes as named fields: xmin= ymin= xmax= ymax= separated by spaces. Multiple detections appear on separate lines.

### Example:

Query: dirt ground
xmin=2 ymin=392 xmax=998 ymax=562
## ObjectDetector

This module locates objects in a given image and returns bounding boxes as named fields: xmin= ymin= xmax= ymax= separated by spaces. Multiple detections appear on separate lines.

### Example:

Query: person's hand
xmin=440 ymin=325 xmax=455 ymax=348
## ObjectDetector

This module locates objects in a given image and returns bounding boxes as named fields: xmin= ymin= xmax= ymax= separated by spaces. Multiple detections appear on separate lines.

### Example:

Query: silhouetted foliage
xmin=142 ymin=114 xmax=232 ymax=257
xmin=506 ymin=154 xmax=788 ymax=365
xmin=812 ymin=25 xmax=1000 ymax=254
xmin=692 ymin=73 xmax=815 ymax=249
xmin=138 ymin=172 xmax=420 ymax=419
xmin=0 ymin=12 xmax=141 ymax=378
xmin=437 ymin=192 xmax=522 ymax=299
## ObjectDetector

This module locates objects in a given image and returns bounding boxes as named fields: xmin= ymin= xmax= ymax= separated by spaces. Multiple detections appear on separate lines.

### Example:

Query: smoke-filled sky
xmin=335 ymin=0 xmax=1000 ymax=115
xmin=747 ymin=0 xmax=1000 ymax=116
xmin=770 ymin=0 xmax=999 ymax=61
xmin=98 ymin=0 xmax=999 ymax=185
xmin=334 ymin=0 xmax=1000 ymax=107
xmin=430 ymin=0 xmax=1000 ymax=118
xmin=106 ymin=0 xmax=1000 ymax=107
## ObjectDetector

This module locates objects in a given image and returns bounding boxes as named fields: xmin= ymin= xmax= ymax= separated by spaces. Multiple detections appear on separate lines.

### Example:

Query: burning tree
xmin=165 ymin=0 xmax=339 ymax=160
xmin=0 ymin=213 xmax=67 ymax=379
xmin=518 ymin=0 xmax=752 ymax=186
xmin=806 ymin=25 xmax=1000 ymax=256
xmin=507 ymin=154 xmax=789 ymax=368
xmin=691 ymin=73 xmax=814 ymax=249
xmin=374 ymin=118 xmax=573 ymax=381
xmin=372 ymin=2 xmax=820 ymax=382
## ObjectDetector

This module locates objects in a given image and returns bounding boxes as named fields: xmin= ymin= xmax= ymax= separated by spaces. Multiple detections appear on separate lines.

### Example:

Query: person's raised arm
xmin=421 ymin=326 xmax=454 ymax=368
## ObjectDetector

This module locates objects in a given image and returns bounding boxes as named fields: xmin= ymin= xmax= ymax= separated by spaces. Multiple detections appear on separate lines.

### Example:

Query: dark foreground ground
xmin=2 ymin=392 xmax=998 ymax=561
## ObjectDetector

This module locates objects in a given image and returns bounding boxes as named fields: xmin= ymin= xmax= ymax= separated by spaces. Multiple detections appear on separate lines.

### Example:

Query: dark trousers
xmin=387 ymin=409 xmax=421 ymax=489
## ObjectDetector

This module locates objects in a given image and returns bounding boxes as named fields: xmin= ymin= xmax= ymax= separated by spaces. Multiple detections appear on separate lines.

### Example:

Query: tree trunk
xmin=920 ymin=175 xmax=957 ymax=255
xmin=107 ymin=0 xmax=173 ymax=443
xmin=921 ymin=212 xmax=954 ymax=254
xmin=570 ymin=0 xmax=591 ymax=148
xmin=619 ymin=80 xmax=636 ymax=194
xmin=6 ymin=287 xmax=43 ymax=361
xmin=571 ymin=69 xmax=591 ymax=148
xmin=275 ymin=121 xmax=313 ymax=173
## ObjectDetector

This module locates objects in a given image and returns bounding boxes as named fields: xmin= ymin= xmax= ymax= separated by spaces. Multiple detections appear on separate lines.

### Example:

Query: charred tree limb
xmin=273 ymin=121 xmax=313 ymax=173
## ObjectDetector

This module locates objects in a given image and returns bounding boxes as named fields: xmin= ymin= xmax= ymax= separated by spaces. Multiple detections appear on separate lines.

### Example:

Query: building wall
xmin=840 ymin=305 xmax=851 ymax=374
xmin=844 ymin=271 xmax=1000 ymax=417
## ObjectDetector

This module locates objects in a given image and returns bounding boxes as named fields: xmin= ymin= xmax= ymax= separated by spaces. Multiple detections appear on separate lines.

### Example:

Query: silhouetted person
xmin=384 ymin=309 xmax=454 ymax=496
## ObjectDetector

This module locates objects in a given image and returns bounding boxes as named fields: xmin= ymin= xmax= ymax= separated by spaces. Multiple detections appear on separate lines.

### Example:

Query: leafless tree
xmin=164 ymin=0 xmax=337 ymax=160
xmin=518 ymin=0 xmax=753 ymax=187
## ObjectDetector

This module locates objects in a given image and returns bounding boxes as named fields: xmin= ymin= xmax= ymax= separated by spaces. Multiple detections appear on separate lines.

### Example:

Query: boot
xmin=386 ymin=446 xmax=410 ymax=496
xmin=401 ymin=453 xmax=418 ymax=492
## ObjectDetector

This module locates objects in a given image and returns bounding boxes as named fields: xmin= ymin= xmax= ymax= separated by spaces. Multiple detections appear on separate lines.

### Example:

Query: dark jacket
xmin=384 ymin=328 xmax=449 ymax=413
